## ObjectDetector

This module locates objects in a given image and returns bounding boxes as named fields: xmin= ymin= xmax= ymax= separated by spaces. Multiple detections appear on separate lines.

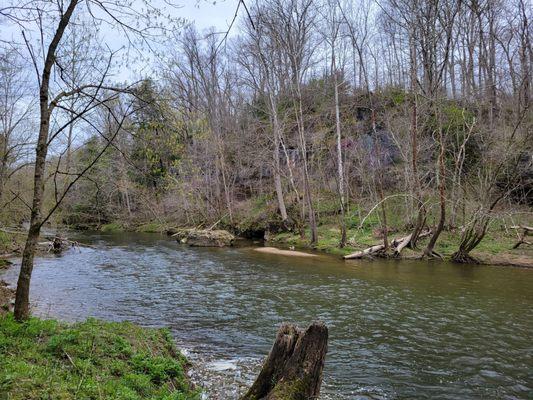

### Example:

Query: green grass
xmin=135 ymin=222 xmax=167 ymax=233
xmin=0 ymin=314 xmax=199 ymax=400
xmin=100 ymin=222 xmax=124 ymax=233
xmin=0 ymin=232 xmax=10 ymax=247
xmin=0 ymin=231 xmax=25 ymax=255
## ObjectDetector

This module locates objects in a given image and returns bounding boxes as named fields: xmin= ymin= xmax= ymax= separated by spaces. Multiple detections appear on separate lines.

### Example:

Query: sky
xmin=0 ymin=0 xmax=242 ymax=81
xmin=180 ymin=0 xmax=241 ymax=31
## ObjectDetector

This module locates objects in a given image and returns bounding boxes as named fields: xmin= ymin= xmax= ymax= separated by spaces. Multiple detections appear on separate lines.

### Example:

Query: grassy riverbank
xmin=0 ymin=230 xmax=25 ymax=256
xmin=91 ymin=216 xmax=533 ymax=267
xmin=0 ymin=313 xmax=199 ymax=400
xmin=269 ymin=224 xmax=533 ymax=267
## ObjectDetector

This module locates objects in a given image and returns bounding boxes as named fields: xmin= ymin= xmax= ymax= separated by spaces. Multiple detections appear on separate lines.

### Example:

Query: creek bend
xmin=1 ymin=232 xmax=532 ymax=399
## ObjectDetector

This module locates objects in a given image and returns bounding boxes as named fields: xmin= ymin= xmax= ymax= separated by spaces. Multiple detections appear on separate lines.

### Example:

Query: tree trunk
xmin=408 ymin=31 xmax=426 ymax=249
xmin=270 ymin=93 xmax=288 ymax=222
xmin=343 ymin=244 xmax=386 ymax=259
xmin=333 ymin=52 xmax=346 ymax=247
xmin=451 ymin=213 xmax=490 ymax=264
xmin=296 ymin=93 xmax=317 ymax=245
xmin=241 ymin=322 xmax=328 ymax=400
xmin=14 ymin=0 xmax=79 ymax=322
xmin=423 ymin=115 xmax=446 ymax=258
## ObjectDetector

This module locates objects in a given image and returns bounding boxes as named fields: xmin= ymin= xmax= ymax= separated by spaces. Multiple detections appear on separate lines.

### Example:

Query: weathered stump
xmin=241 ymin=322 xmax=328 ymax=400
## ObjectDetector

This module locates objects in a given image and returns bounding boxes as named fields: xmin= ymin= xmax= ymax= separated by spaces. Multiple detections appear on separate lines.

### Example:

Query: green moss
xmin=0 ymin=314 xmax=199 ymax=400
xmin=100 ymin=222 xmax=124 ymax=233
xmin=269 ymin=376 xmax=310 ymax=400
xmin=136 ymin=222 xmax=167 ymax=233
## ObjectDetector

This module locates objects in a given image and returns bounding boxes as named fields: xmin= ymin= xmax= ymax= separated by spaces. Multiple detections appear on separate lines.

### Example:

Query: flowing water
xmin=2 ymin=232 xmax=532 ymax=399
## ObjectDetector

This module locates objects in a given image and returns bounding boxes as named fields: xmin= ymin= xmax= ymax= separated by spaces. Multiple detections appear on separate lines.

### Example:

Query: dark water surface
xmin=2 ymin=232 xmax=532 ymax=399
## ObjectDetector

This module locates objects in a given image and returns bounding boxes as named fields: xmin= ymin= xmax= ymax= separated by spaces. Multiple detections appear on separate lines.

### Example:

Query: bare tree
xmin=0 ymin=48 xmax=34 ymax=206
xmin=3 ymin=0 xmax=182 ymax=321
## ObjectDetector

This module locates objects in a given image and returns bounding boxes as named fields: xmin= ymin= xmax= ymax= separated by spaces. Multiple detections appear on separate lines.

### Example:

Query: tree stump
xmin=241 ymin=322 xmax=328 ymax=400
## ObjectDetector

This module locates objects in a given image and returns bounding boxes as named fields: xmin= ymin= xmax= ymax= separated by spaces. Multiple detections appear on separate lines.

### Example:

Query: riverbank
xmin=88 ymin=220 xmax=533 ymax=267
xmin=0 ymin=229 xmax=25 ymax=257
xmin=4 ymin=219 xmax=531 ymax=268
xmin=0 ymin=313 xmax=199 ymax=399
xmin=268 ymin=224 xmax=533 ymax=268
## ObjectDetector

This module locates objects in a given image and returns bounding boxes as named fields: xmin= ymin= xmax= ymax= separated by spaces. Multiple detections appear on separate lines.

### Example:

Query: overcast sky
xmin=181 ymin=0 xmax=241 ymax=31
xmin=1 ymin=0 xmax=243 ymax=83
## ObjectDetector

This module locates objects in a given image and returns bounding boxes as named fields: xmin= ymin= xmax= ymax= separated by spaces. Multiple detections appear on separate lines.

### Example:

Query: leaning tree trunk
xmin=241 ymin=322 xmax=328 ymax=400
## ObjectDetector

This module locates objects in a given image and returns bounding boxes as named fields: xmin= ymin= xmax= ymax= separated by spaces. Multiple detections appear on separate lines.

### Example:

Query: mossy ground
xmin=99 ymin=222 xmax=125 ymax=233
xmin=0 ymin=314 xmax=199 ymax=400
xmin=97 ymin=221 xmax=169 ymax=233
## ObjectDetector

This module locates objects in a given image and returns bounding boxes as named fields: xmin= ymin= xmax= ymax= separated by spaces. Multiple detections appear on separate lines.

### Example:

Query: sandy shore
xmin=254 ymin=247 xmax=317 ymax=258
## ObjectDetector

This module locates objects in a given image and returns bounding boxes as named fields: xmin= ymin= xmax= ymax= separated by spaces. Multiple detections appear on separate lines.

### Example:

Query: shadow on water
xmin=2 ymin=231 xmax=532 ymax=399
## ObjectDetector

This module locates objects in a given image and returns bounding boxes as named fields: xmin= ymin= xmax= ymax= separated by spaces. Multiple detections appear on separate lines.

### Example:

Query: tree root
xmin=451 ymin=251 xmax=480 ymax=264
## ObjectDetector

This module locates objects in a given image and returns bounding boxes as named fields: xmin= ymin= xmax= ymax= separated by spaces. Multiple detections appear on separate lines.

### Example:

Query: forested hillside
xmin=1 ymin=0 xmax=531 ymax=263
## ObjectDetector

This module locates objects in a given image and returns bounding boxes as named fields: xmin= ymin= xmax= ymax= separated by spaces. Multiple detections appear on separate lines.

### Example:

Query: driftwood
xmin=392 ymin=234 xmax=412 ymax=255
xmin=511 ymin=225 xmax=533 ymax=249
xmin=38 ymin=236 xmax=96 ymax=253
xmin=391 ymin=230 xmax=432 ymax=255
xmin=343 ymin=244 xmax=385 ymax=259
xmin=38 ymin=237 xmax=72 ymax=253
xmin=241 ymin=322 xmax=328 ymax=400
xmin=344 ymin=230 xmax=432 ymax=260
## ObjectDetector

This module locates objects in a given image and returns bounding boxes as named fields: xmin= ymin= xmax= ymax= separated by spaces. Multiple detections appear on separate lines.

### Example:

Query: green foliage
xmin=388 ymin=88 xmax=408 ymax=106
xmin=0 ymin=314 xmax=199 ymax=400
xmin=131 ymin=79 xmax=184 ymax=191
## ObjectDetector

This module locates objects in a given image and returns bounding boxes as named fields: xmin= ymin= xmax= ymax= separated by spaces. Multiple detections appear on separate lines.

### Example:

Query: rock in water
xmin=173 ymin=229 xmax=235 ymax=247
xmin=241 ymin=322 xmax=328 ymax=400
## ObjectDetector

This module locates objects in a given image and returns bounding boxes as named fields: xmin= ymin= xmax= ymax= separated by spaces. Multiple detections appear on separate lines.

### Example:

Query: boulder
xmin=173 ymin=229 xmax=235 ymax=247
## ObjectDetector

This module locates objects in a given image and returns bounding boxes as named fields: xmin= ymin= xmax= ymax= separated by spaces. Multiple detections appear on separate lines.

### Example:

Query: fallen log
xmin=39 ymin=236 xmax=96 ymax=253
xmin=392 ymin=234 xmax=412 ymax=255
xmin=391 ymin=230 xmax=432 ymax=255
xmin=241 ymin=322 xmax=328 ymax=400
xmin=344 ymin=230 xmax=432 ymax=260
xmin=343 ymin=244 xmax=385 ymax=259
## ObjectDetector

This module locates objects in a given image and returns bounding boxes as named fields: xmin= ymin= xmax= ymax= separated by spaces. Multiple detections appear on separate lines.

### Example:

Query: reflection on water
xmin=2 ymin=232 xmax=532 ymax=399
